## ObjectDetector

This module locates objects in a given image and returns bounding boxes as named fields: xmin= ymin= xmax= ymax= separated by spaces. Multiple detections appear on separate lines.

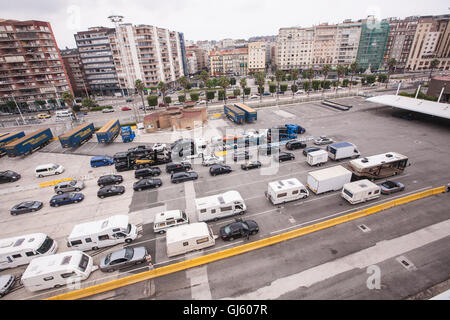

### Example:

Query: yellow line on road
xmin=39 ymin=178 xmax=73 ymax=188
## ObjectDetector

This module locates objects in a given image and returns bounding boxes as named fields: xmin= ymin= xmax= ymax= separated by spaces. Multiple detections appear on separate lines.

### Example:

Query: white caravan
xmin=306 ymin=165 xmax=352 ymax=194
xmin=166 ymin=223 xmax=216 ymax=257
xmin=265 ymin=178 xmax=309 ymax=205
xmin=341 ymin=179 xmax=381 ymax=204
xmin=195 ymin=191 xmax=246 ymax=222
xmin=307 ymin=150 xmax=328 ymax=166
xmin=153 ymin=210 xmax=189 ymax=234
xmin=21 ymin=251 xmax=94 ymax=292
xmin=0 ymin=233 xmax=58 ymax=270
xmin=67 ymin=215 xmax=138 ymax=251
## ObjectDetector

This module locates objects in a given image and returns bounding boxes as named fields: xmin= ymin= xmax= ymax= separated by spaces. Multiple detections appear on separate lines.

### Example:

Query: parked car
xmin=135 ymin=167 xmax=161 ymax=179
xmin=99 ymin=247 xmax=150 ymax=273
xmin=10 ymin=201 xmax=43 ymax=216
xmin=277 ymin=91 xmax=285 ymax=95
xmin=0 ymin=170 xmax=21 ymax=184
xmin=286 ymin=140 xmax=307 ymax=150
xmin=314 ymin=136 xmax=334 ymax=145
xmin=121 ymin=106 xmax=132 ymax=111
xmin=171 ymin=171 xmax=198 ymax=184
xmin=380 ymin=181 xmax=405 ymax=195
xmin=37 ymin=113 xmax=51 ymax=119
xmin=54 ymin=180 xmax=85 ymax=194
xmin=102 ymin=108 xmax=115 ymax=113
xmin=125 ymin=98 xmax=133 ymax=103
xmin=241 ymin=161 xmax=262 ymax=171
xmin=97 ymin=185 xmax=125 ymax=198
xmin=133 ymin=178 xmax=162 ymax=191
xmin=210 ymin=164 xmax=232 ymax=176
xmin=275 ymin=152 xmax=295 ymax=162
xmin=197 ymin=100 xmax=206 ymax=105
xmin=0 ymin=274 xmax=16 ymax=298
xmin=228 ymin=96 xmax=237 ymax=99
xmin=152 ymin=143 xmax=167 ymax=153
xmin=249 ymin=95 xmax=259 ymax=99
xmin=219 ymin=219 xmax=259 ymax=241
xmin=303 ymin=146 xmax=322 ymax=156
xmin=166 ymin=162 xmax=192 ymax=174
xmin=263 ymin=92 xmax=271 ymax=96
xmin=202 ymin=155 xmax=224 ymax=166
xmin=233 ymin=150 xmax=251 ymax=162
xmin=128 ymin=145 xmax=152 ymax=157
xmin=50 ymin=193 xmax=84 ymax=207
xmin=97 ymin=174 xmax=123 ymax=187
xmin=158 ymin=103 xmax=169 ymax=107
xmin=173 ymin=101 xmax=183 ymax=106
xmin=295 ymin=90 xmax=305 ymax=95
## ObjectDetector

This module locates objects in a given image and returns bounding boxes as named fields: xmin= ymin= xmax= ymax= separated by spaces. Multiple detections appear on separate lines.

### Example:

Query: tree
xmin=312 ymin=80 xmax=321 ymax=91
xmin=322 ymin=64 xmax=331 ymax=81
xmin=61 ymin=91 xmax=77 ymax=120
xmin=342 ymin=79 xmax=350 ymax=87
xmin=206 ymin=91 xmax=215 ymax=101
xmin=178 ymin=76 xmax=190 ymax=95
xmin=386 ymin=58 xmax=397 ymax=88
xmin=291 ymin=84 xmax=298 ymax=97
xmin=269 ymin=82 xmax=277 ymax=96
xmin=254 ymin=72 xmax=266 ymax=102
xmin=305 ymin=68 xmax=315 ymax=93
xmin=200 ymin=70 xmax=209 ymax=89
xmin=157 ymin=81 xmax=168 ymax=105
xmin=280 ymin=84 xmax=288 ymax=92
xmin=322 ymin=81 xmax=331 ymax=90
xmin=302 ymin=81 xmax=310 ymax=91
xmin=135 ymin=79 xmax=147 ymax=114
xmin=230 ymin=77 xmax=236 ymax=86
xmin=361 ymin=77 xmax=367 ymax=85
xmin=240 ymin=77 xmax=247 ymax=102
xmin=275 ymin=69 xmax=284 ymax=100
xmin=190 ymin=92 xmax=199 ymax=102
xmin=178 ymin=95 xmax=186 ymax=103
xmin=218 ymin=90 xmax=225 ymax=101
xmin=336 ymin=65 xmax=346 ymax=89
xmin=366 ymin=75 xmax=376 ymax=84
xmin=218 ymin=76 xmax=230 ymax=104
xmin=244 ymin=87 xmax=251 ymax=95
xmin=82 ymin=98 xmax=95 ymax=109
xmin=429 ymin=59 xmax=440 ymax=82
xmin=377 ymin=74 xmax=388 ymax=84
xmin=147 ymin=95 xmax=158 ymax=108
xmin=291 ymin=69 xmax=299 ymax=87
xmin=233 ymin=88 xmax=241 ymax=96
xmin=164 ymin=96 xmax=172 ymax=104
xmin=349 ymin=61 xmax=359 ymax=89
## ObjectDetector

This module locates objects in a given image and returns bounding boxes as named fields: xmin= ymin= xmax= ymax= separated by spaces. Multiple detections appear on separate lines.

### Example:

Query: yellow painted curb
xmin=46 ymin=185 xmax=447 ymax=300
xmin=213 ymin=114 xmax=221 ymax=118
xmin=39 ymin=178 xmax=73 ymax=188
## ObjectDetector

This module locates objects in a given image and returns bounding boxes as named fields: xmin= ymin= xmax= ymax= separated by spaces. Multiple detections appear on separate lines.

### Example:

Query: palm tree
xmin=240 ymin=77 xmax=247 ymax=103
xmin=275 ymin=69 xmax=284 ymax=100
xmin=135 ymin=79 xmax=146 ymax=114
xmin=349 ymin=61 xmax=358 ymax=89
xmin=336 ymin=65 xmax=345 ymax=89
xmin=254 ymin=72 xmax=266 ymax=103
xmin=218 ymin=76 xmax=230 ymax=104
xmin=291 ymin=69 xmax=299 ymax=85
xmin=61 ymin=91 xmax=77 ymax=120
xmin=200 ymin=70 xmax=209 ymax=90
xmin=386 ymin=58 xmax=397 ymax=88
xmin=157 ymin=81 xmax=168 ymax=106
xmin=306 ymin=68 xmax=315 ymax=94
xmin=429 ymin=59 xmax=440 ymax=82
xmin=321 ymin=65 xmax=331 ymax=94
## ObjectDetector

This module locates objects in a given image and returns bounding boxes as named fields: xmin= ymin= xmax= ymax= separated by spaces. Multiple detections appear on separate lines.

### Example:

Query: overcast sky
xmin=2 ymin=0 xmax=449 ymax=48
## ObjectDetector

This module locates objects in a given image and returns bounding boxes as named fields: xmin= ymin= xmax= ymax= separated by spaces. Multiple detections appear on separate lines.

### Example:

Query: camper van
xmin=35 ymin=163 xmax=65 ymax=178
xmin=21 ymin=251 xmax=94 ymax=292
xmin=55 ymin=110 xmax=73 ymax=118
xmin=67 ymin=215 xmax=139 ymax=251
xmin=153 ymin=210 xmax=189 ymax=234
xmin=0 ymin=233 xmax=58 ymax=270
xmin=166 ymin=223 xmax=216 ymax=257
xmin=265 ymin=178 xmax=309 ymax=205
xmin=195 ymin=191 xmax=246 ymax=222
xmin=341 ymin=179 xmax=381 ymax=204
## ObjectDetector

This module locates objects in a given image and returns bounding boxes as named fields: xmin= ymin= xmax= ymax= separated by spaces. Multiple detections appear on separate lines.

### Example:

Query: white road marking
xmin=186 ymin=263 xmax=212 ymax=300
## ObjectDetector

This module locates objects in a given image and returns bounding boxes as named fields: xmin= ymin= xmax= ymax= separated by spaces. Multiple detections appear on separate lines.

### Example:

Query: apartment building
xmin=186 ymin=51 xmax=198 ymax=75
xmin=248 ymin=42 xmax=266 ymax=73
xmin=0 ymin=19 xmax=72 ymax=105
xmin=60 ymin=48 xmax=89 ymax=97
xmin=335 ymin=20 xmax=362 ymax=66
xmin=406 ymin=15 xmax=450 ymax=71
xmin=186 ymin=45 xmax=209 ymax=72
xmin=312 ymin=24 xmax=338 ymax=68
xmin=75 ymin=27 xmax=120 ymax=96
xmin=355 ymin=18 xmax=390 ymax=71
xmin=276 ymin=27 xmax=315 ymax=71
xmin=210 ymin=47 xmax=248 ymax=76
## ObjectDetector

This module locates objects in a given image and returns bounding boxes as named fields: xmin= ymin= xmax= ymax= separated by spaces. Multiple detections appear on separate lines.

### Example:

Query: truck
xmin=306 ymin=165 xmax=352 ymax=195
xmin=341 ymin=179 xmax=381 ymax=204
xmin=0 ymin=131 xmax=25 ymax=156
xmin=224 ymin=105 xmax=245 ymax=124
xmin=120 ymin=126 xmax=135 ymax=143
xmin=328 ymin=142 xmax=360 ymax=161
xmin=58 ymin=122 xmax=95 ymax=148
xmin=96 ymin=119 xmax=120 ymax=143
xmin=4 ymin=128 xmax=53 ymax=157
xmin=307 ymin=150 xmax=328 ymax=166
xmin=267 ymin=124 xmax=305 ymax=142
xmin=234 ymin=103 xmax=257 ymax=122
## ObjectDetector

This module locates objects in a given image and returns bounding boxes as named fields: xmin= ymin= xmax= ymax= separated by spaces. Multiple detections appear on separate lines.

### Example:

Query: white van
xmin=67 ymin=215 xmax=139 ymax=251
xmin=35 ymin=163 xmax=65 ymax=178
xmin=0 ymin=233 xmax=58 ymax=270
xmin=55 ymin=110 xmax=73 ymax=118
xmin=195 ymin=191 xmax=246 ymax=222
xmin=21 ymin=251 xmax=94 ymax=292
xmin=166 ymin=223 xmax=216 ymax=258
xmin=341 ymin=179 xmax=381 ymax=204
xmin=153 ymin=210 xmax=189 ymax=234
xmin=265 ymin=178 xmax=309 ymax=205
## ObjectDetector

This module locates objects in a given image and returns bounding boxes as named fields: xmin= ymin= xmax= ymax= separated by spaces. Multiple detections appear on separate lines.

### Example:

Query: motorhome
xmin=153 ymin=210 xmax=189 ymax=234
xmin=166 ymin=223 xmax=215 ymax=257
xmin=265 ymin=178 xmax=309 ymax=205
xmin=67 ymin=215 xmax=139 ymax=251
xmin=0 ymin=233 xmax=58 ymax=270
xmin=195 ymin=191 xmax=246 ymax=222
xmin=307 ymin=150 xmax=328 ymax=166
xmin=348 ymin=152 xmax=409 ymax=180
xmin=21 ymin=251 xmax=94 ymax=292
xmin=341 ymin=179 xmax=381 ymax=204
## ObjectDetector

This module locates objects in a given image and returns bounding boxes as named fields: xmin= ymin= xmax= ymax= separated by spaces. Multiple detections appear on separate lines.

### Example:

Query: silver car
xmin=314 ymin=136 xmax=334 ymax=145
xmin=99 ymin=247 xmax=151 ymax=272
xmin=202 ymin=155 xmax=224 ymax=166
xmin=54 ymin=180 xmax=85 ymax=194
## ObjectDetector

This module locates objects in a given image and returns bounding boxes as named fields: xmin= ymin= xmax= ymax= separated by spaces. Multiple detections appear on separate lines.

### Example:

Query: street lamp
xmin=10 ymin=93 xmax=25 ymax=124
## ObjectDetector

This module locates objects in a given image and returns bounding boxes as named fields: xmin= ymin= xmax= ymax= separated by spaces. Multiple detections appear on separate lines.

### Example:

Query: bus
xmin=347 ymin=152 xmax=409 ymax=181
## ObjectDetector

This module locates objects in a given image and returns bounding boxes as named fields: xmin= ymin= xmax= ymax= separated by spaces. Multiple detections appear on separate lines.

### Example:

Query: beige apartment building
xmin=210 ymin=47 xmax=248 ymax=76
xmin=312 ymin=24 xmax=337 ymax=67
xmin=335 ymin=20 xmax=362 ymax=66
xmin=276 ymin=27 xmax=315 ymax=71
xmin=247 ymin=42 xmax=266 ymax=73
xmin=186 ymin=45 xmax=208 ymax=72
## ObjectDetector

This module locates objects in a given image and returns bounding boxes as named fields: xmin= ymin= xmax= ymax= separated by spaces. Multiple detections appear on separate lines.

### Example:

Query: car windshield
xmin=52 ymin=165 xmax=59 ymax=169
xmin=3 ymin=171 xmax=15 ymax=176
xmin=69 ymin=193 xmax=77 ymax=198
xmin=126 ymin=224 xmax=132 ymax=234
xmin=70 ymin=181 xmax=76 ymax=186
xmin=124 ymin=247 xmax=134 ymax=260
xmin=223 ymin=226 xmax=231 ymax=235
xmin=36 ymin=236 xmax=54 ymax=254
xmin=104 ymin=253 xmax=112 ymax=265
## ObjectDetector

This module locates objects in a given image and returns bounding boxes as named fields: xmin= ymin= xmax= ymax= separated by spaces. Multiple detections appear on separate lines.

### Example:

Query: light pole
xmin=10 ymin=93 xmax=25 ymax=124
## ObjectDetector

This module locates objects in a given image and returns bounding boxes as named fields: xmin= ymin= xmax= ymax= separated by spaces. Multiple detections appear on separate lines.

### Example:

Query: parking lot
xmin=0 ymin=96 xmax=449 ymax=300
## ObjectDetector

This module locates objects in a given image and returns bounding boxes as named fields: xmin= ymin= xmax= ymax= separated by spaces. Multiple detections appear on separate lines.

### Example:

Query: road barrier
xmin=39 ymin=178 xmax=73 ymax=188
xmin=46 ymin=185 xmax=447 ymax=300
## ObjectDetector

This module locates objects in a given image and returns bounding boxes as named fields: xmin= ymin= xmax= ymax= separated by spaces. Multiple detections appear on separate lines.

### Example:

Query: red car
xmin=121 ymin=106 xmax=132 ymax=111
xmin=158 ymin=103 xmax=169 ymax=107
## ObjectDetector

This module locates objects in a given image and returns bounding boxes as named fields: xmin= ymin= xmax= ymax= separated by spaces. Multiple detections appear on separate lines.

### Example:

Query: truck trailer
xmin=306 ymin=165 xmax=352 ymax=194
xmin=307 ymin=150 xmax=328 ymax=166
xmin=224 ymin=105 xmax=245 ymax=124
xmin=328 ymin=142 xmax=360 ymax=161
xmin=234 ymin=103 xmax=257 ymax=122
xmin=4 ymin=128 xmax=53 ymax=157
xmin=0 ymin=131 xmax=25 ymax=156
xmin=96 ymin=119 xmax=120 ymax=143
xmin=59 ymin=122 xmax=95 ymax=148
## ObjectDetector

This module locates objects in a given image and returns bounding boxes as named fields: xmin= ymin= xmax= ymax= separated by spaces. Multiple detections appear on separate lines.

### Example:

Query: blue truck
xmin=59 ymin=122 xmax=95 ymax=148
xmin=224 ymin=105 xmax=245 ymax=124
xmin=4 ymin=128 xmax=53 ymax=157
xmin=0 ymin=131 xmax=25 ymax=156
xmin=120 ymin=126 xmax=135 ymax=143
xmin=234 ymin=103 xmax=257 ymax=122
xmin=96 ymin=119 xmax=120 ymax=143
xmin=267 ymin=124 xmax=306 ymax=142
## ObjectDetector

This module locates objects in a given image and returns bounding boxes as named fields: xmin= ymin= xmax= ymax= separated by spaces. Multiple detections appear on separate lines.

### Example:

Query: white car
xmin=152 ymin=143 xmax=167 ymax=152
xmin=295 ymin=90 xmax=305 ymax=95
xmin=197 ymin=100 xmax=206 ymax=105
xmin=314 ymin=136 xmax=334 ymax=145
xmin=249 ymin=95 xmax=259 ymax=99
xmin=102 ymin=108 xmax=114 ymax=113
xmin=174 ymin=102 xmax=182 ymax=106
xmin=202 ymin=155 xmax=224 ymax=166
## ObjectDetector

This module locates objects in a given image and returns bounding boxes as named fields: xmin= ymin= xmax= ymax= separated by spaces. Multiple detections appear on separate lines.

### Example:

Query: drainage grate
xmin=358 ymin=224 xmax=371 ymax=233
xmin=396 ymin=256 xmax=417 ymax=271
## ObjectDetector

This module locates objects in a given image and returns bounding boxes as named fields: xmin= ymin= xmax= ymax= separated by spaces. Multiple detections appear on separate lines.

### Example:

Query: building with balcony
xmin=335 ymin=20 xmax=362 ymax=67
xmin=248 ymin=42 xmax=266 ymax=74
xmin=0 ymin=19 xmax=72 ymax=105
xmin=186 ymin=51 xmax=198 ymax=75
xmin=186 ymin=45 xmax=209 ymax=73
xmin=209 ymin=48 xmax=248 ymax=76
xmin=275 ymin=27 xmax=315 ymax=71
xmin=60 ymin=48 xmax=90 ymax=97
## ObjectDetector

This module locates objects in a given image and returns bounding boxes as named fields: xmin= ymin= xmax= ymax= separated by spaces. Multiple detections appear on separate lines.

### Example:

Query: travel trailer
xmin=195 ymin=191 xmax=246 ymax=222
xmin=265 ymin=178 xmax=309 ymax=205
xmin=341 ymin=179 xmax=381 ymax=204
xmin=166 ymin=223 xmax=216 ymax=257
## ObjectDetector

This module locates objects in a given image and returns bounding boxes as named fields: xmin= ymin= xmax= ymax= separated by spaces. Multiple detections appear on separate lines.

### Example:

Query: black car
xmin=171 ymin=171 xmax=198 ymax=184
xmin=233 ymin=150 xmax=251 ymax=162
xmin=97 ymin=174 xmax=123 ymax=187
xmin=133 ymin=178 xmax=162 ymax=191
xmin=286 ymin=140 xmax=307 ymax=150
xmin=10 ymin=201 xmax=43 ymax=216
xmin=219 ymin=219 xmax=259 ymax=241
xmin=113 ymin=152 xmax=131 ymax=163
xmin=49 ymin=193 xmax=84 ymax=207
xmin=303 ymin=146 xmax=322 ymax=156
xmin=0 ymin=170 xmax=21 ymax=184
xmin=127 ymin=145 xmax=152 ymax=157
xmin=241 ymin=161 xmax=262 ymax=171
xmin=166 ymin=162 xmax=192 ymax=174
xmin=135 ymin=167 xmax=161 ymax=179
xmin=97 ymin=185 xmax=125 ymax=198
xmin=275 ymin=152 xmax=295 ymax=162
xmin=115 ymin=161 xmax=134 ymax=172
xmin=209 ymin=164 xmax=232 ymax=176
